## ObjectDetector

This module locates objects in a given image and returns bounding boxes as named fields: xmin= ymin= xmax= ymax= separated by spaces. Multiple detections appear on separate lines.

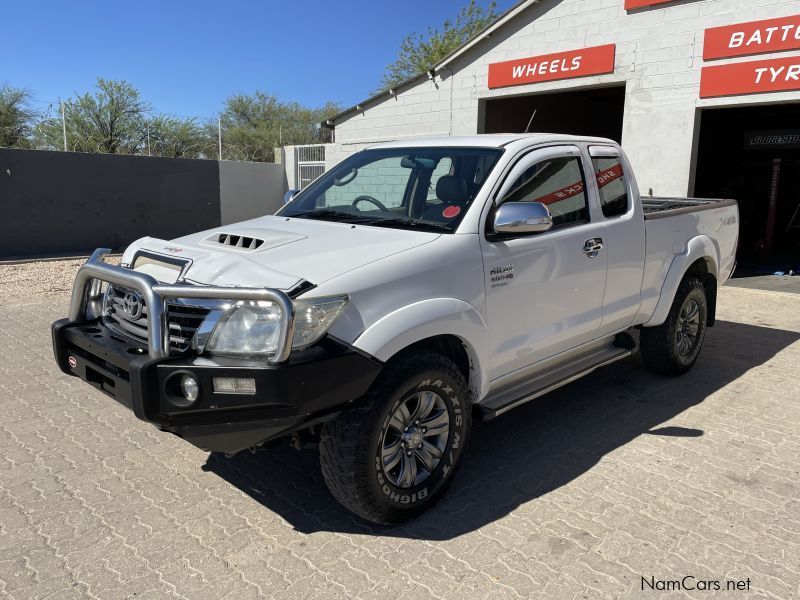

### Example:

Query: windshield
xmin=279 ymin=147 xmax=504 ymax=233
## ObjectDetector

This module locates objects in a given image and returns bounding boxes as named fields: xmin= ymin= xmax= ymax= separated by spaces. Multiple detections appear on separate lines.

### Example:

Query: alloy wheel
xmin=380 ymin=391 xmax=450 ymax=488
xmin=676 ymin=298 xmax=701 ymax=356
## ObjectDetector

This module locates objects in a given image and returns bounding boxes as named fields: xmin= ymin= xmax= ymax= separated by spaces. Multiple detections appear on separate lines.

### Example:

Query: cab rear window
xmin=592 ymin=157 xmax=629 ymax=218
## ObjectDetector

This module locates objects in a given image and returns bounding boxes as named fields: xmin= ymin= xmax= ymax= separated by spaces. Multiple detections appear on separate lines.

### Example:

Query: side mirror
xmin=492 ymin=201 xmax=553 ymax=235
xmin=283 ymin=189 xmax=300 ymax=204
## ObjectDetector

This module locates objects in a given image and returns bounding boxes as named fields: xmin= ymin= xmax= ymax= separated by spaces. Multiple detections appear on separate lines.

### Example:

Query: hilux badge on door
xmin=490 ymin=264 xmax=514 ymax=287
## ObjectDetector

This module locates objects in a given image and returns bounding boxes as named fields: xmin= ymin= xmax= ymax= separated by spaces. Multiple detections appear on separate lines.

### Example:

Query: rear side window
xmin=592 ymin=157 xmax=629 ymax=218
xmin=502 ymin=156 xmax=589 ymax=228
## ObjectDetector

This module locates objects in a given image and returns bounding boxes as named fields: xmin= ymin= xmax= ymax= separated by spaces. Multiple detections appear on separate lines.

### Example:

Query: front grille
xmin=104 ymin=285 xmax=210 ymax=352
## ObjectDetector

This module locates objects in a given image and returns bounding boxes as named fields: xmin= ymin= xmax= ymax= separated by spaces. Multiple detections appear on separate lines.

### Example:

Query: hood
xmin=122 ymin=215 xmax=440 ymax=291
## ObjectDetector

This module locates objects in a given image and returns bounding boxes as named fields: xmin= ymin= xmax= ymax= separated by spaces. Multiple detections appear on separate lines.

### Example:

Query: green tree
xmin=41 ymin=78 xmax=149 ymax=153
xmin=380 ymin=1 xmax=498 ymax=90
xmin=0 ymin=84 xmax=35 ymax=148
xmin=217 ymin=91 xmax=340 ymax=162
xmin=146 ymin=115 xmax=211 ymax=159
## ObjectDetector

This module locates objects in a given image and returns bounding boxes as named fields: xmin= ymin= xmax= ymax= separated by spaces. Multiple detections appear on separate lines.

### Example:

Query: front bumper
xmin=52 ymin=318 xmax=382 ymax=453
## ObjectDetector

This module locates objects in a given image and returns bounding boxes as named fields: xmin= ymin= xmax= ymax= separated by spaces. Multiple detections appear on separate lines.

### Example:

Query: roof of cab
xmin=364 ymin=133 xmax=617 ymax=150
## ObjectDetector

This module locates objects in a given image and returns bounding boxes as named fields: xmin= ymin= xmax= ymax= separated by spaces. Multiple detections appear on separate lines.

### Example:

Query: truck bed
xmin=639 ymin=195 xmax=739 ymax=322
xmin=642 ymin=197 xmax=738 ymax=220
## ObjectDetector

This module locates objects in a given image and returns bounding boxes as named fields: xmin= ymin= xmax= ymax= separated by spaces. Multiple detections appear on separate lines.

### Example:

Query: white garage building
xmin=283 ymin=0 xmax=800 ymax=267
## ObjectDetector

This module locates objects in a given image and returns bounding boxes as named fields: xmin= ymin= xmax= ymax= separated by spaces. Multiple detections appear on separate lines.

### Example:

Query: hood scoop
xmin=199 ymin=228 xmax=307 ymax=252
xmin=210 ymin=232 xmax=264 ymax=250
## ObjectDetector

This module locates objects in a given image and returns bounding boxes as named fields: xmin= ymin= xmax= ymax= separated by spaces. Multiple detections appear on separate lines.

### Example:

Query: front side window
xmin=592 ymin=156 xmax=629 ymax=218
xmin=502 ymin=156 xmax=589 ymax=228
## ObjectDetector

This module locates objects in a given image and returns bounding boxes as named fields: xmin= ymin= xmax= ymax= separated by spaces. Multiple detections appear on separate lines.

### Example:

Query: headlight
xmin=206 ymin=301 xmax=282 ymax=357
xmin=205 ymin=295 xmax=348 ymax=357
xmin=292 ymin=295 xmax=348 ymax=349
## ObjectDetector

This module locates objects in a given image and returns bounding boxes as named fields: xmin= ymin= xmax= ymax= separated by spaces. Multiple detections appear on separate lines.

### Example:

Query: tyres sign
xmin=700 ymin=56 xmax=800 ymax=98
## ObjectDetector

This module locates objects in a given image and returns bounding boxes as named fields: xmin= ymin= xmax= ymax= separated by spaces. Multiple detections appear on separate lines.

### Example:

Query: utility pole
xmin=218 ymin=118 xmax=223 ymax=160
xmin=147 ymin=123 xmax=151 ymax=156
xmin=60 ymin=101 xmax=68 ymax=151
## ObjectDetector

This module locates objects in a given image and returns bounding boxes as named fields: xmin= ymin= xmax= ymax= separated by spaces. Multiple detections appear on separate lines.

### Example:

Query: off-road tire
xmin=640 ymin=276 xmax=707 ymax=376
xmin=319 ymin=351 xmax=471 ymax=524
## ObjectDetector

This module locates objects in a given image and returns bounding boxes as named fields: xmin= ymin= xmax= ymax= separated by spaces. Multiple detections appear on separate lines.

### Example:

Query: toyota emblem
xmin=122 ymin=290 xmax=144 ymax=320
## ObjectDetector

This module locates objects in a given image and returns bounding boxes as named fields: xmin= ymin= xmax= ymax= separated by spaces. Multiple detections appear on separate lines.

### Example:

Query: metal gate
xmin=296 ymin=145 xmax=326 ymax=189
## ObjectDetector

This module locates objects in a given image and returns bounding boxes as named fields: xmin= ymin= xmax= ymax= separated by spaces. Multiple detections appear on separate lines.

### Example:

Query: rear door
xmin=588 ymin=146 xmax=645 ymax=336
xmin=480 ymin=145 xmax=608 ymax=380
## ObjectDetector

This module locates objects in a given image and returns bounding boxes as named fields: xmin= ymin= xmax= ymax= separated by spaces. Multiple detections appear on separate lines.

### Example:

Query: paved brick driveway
xmin=0 ymin=286 xmax=798 ymax=599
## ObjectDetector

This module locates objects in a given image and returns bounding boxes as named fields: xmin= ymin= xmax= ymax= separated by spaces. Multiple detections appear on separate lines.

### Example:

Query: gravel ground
xmin=0 ymin=257 xmax=120 ymax=305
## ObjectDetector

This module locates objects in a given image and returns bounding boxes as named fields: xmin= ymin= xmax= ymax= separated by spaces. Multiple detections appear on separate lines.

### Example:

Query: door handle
xmin=583 ymin=238 xmax=603 ymax=258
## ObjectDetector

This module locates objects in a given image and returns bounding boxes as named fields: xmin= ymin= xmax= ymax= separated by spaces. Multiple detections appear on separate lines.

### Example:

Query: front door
xmin=481 ymin=145 xmax=608 ymax=381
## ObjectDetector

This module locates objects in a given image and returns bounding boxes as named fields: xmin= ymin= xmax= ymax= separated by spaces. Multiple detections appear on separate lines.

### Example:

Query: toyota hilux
xmin=52 ymin=134 xmax=739 ymax=524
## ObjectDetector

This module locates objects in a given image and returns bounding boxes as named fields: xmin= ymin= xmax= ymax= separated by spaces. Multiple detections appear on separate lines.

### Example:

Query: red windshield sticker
xmin=442 ymin=205 xmax=461 ymax=218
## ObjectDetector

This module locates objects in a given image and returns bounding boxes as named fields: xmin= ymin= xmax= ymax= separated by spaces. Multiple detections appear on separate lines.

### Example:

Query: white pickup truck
xmin=53 ymin=134 xmax=739 ymax=524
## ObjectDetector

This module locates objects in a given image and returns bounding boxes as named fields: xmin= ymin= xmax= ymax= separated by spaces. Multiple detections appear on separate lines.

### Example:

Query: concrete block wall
xmin=327 ymin=0 xmax=800 ymax=197
xmin=323 ymin=162 xmax=410 ymax=208
xmin=334 ymin=82 xmax=455 ymax=149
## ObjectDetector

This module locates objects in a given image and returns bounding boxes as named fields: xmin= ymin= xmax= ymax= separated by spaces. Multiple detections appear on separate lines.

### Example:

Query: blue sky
xmin=5 ymin=0 xmax=514 ymax=120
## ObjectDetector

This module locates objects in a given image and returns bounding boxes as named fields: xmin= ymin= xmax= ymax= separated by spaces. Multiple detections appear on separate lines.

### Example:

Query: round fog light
xmin=180 ymin=375 xmax=199 ymax=403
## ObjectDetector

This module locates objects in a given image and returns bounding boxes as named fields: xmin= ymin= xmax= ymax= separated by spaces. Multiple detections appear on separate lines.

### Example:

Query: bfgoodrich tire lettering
xmin=319 ymin=351 xmax=471 ymax=524
xmin=640 ymin=276 xmax=708 ymax=376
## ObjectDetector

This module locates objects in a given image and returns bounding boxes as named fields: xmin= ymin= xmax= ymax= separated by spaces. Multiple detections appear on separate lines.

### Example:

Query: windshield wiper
xmin=286 ymin=209 xmax=378 ymax=223
xmin=288 ymin=209 xmax=351 ymax=219
xmin=287 ymin=210 xmax=452 ymax=232
xmin=360 ymin=217 xmax=453 ymax=232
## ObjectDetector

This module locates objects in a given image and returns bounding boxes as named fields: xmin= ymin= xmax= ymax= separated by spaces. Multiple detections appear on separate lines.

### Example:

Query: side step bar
xmin=477 ymin=345 xmax=633 ymax=420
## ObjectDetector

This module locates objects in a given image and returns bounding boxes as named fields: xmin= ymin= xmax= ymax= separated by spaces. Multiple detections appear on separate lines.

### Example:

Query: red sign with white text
xmin=488 ymin=44 xmax=616 ymax=89
xmin=624 ymin=0 xmax=679 ymax=9
xmin=534 ymin=164 xmax=624 ymax=206
xmin=704 ymin=14 xmax=800 ymax=60
xmin=536 ymin=181 xmax=585 ymax=205
xmin=596 ymin=164 xmax=624 ymax=189
xmin=700 ymin=56 xmax=800 ymax=98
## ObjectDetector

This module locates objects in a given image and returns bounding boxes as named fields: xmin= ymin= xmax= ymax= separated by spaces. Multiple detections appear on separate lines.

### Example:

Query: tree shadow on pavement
xmin=201 ymin=320 xmax=799 ymax=540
